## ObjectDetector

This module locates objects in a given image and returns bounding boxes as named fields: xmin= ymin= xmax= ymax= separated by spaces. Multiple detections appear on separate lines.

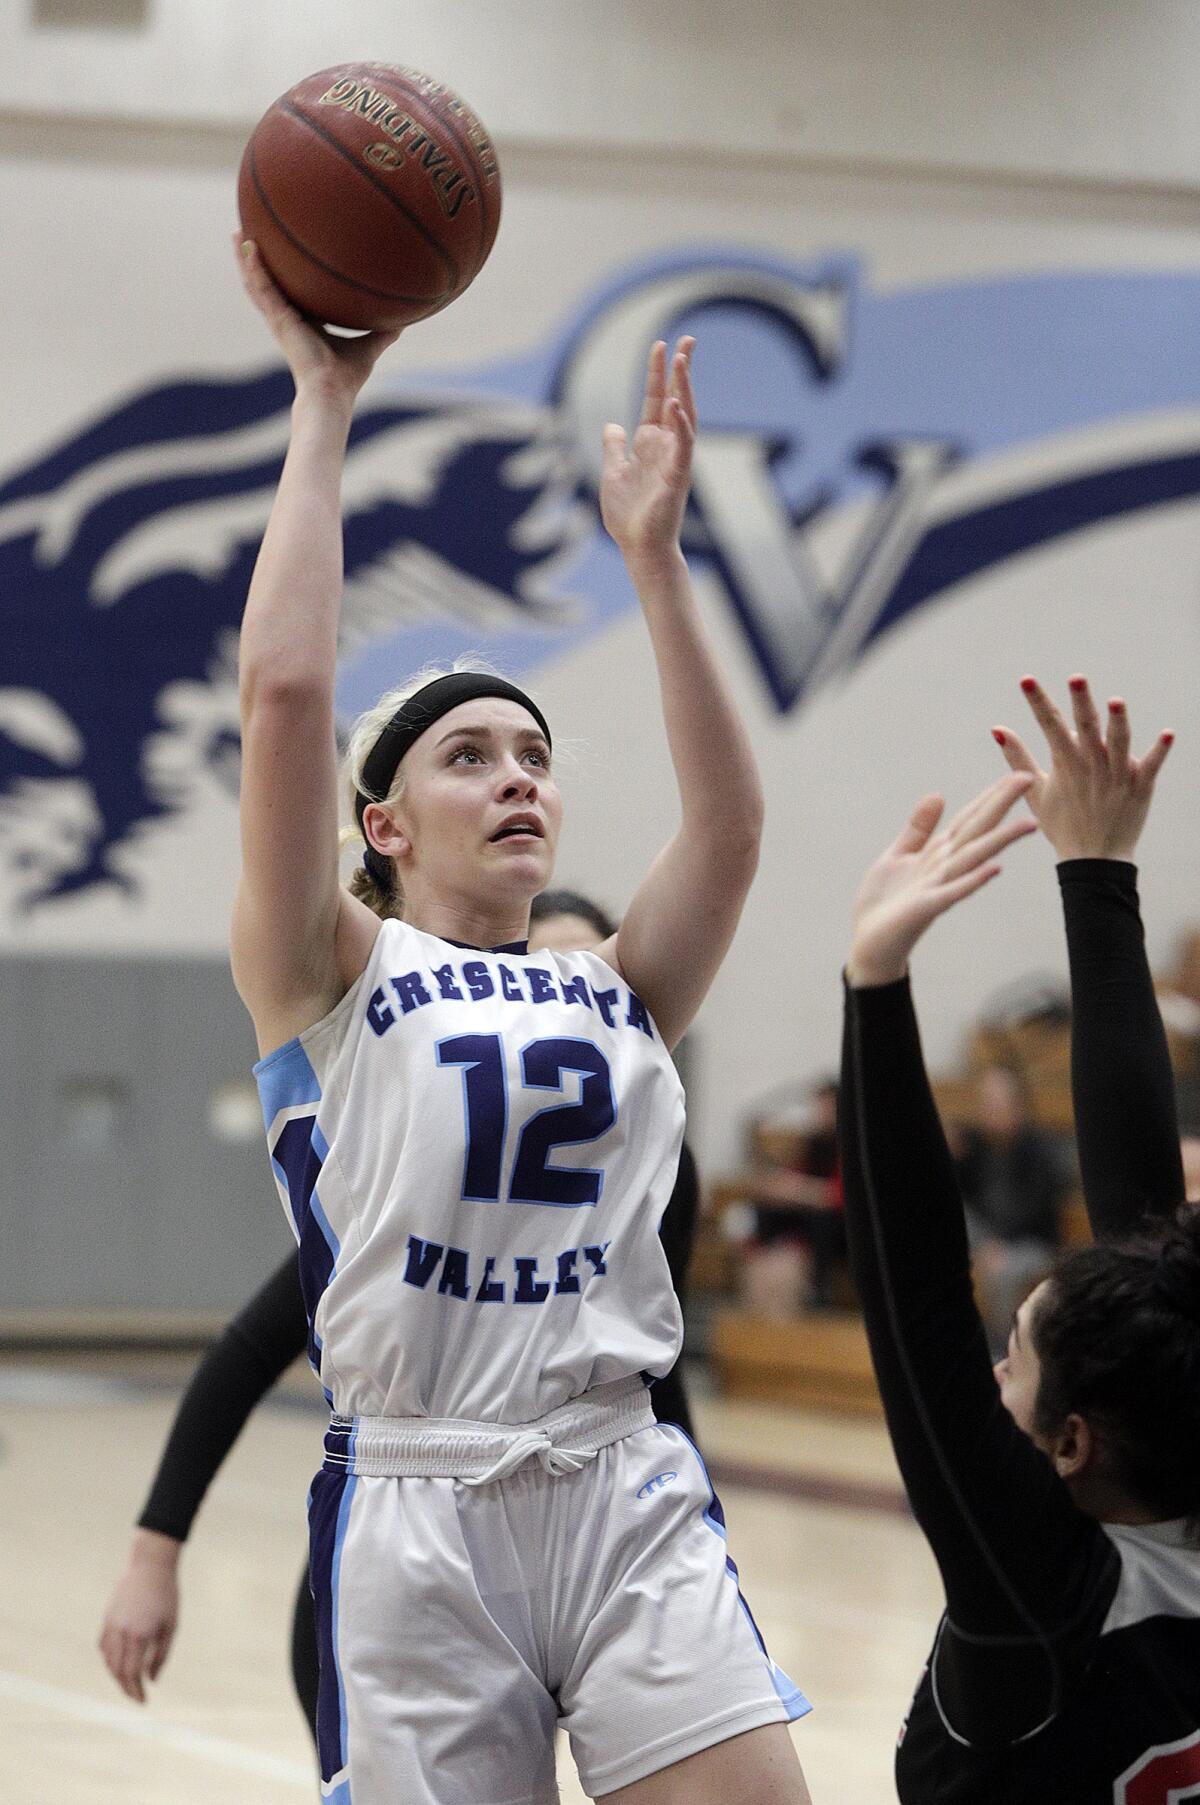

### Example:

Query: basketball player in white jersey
xmin=232 ymin=238 xmax=812 ymax=1805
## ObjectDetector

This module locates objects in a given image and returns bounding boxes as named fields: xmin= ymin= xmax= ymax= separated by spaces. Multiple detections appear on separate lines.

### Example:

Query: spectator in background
xmin=1149 ymin=926 xmax=1200 ymax=1126
xmin=953 ymin=1062 xmax=1070 ymax=1355
xmin=741 ymin=1079 xmax=845 ymax=1318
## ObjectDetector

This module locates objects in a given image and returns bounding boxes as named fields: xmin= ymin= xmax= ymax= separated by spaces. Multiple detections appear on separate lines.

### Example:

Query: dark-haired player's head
xmin=995 ymin=1208 xmax=1200 ymax=1536
xmin=528 ymin=889 xmax=617 ymax=953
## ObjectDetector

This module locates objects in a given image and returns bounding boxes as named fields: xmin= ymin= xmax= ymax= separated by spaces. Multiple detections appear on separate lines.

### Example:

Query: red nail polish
xmin=1020 ymin=677 xmax=1037 ymax=693
xmin=1068 ymin=676 xmax=1085 ymax=692
xmin=1110 ymin=699 xmax=1126 ymax=713
xmin=992 ymin=729 xmax=1006 ymax=746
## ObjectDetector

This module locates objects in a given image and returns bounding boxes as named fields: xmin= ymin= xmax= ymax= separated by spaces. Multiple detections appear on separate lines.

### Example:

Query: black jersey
xmin=840 ymin=861 xmax=1200 ymax=1805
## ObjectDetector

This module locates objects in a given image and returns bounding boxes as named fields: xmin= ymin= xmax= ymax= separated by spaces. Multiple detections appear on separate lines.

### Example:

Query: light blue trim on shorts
xmin=667 ymin=1425 xmax=813 ymax=1722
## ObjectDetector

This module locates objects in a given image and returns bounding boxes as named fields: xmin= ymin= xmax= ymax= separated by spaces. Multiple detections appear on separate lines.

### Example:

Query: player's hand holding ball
xmin=234 ymin=237 xmax=399 ymax=414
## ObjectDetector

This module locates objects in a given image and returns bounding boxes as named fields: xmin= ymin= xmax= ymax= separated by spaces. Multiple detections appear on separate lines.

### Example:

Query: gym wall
xmin=2 ymin=1 xmax=1198 ymax=1311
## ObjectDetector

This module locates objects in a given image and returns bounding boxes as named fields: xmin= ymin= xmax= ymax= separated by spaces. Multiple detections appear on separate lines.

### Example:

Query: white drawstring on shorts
xmin=462 ymin=1431 xmax=598 ymax=1487
xmin=321 ymin=1374 xmax=655 ymax=1484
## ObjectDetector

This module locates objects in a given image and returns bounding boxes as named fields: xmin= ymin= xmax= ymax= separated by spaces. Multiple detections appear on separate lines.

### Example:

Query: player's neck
xmin=401 ymin=892 xmax=530 ymax=953
xmin=1068 ymin=1468 xmax=1161 ymax=1528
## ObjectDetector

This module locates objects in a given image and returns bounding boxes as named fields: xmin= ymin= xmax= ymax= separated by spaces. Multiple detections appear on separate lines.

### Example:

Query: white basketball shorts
xmin=308 ymin=1422 xmax=810 ymax=1803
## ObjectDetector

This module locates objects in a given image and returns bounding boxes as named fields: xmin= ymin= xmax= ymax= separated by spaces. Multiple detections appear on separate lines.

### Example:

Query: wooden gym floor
xmin=0 ymin=1352 xmax=941 ymax=1803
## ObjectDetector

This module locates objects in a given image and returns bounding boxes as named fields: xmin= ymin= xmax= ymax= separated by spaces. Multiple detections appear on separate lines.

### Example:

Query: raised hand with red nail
xmin=992 ymin=675 xmax=1173 ymax=863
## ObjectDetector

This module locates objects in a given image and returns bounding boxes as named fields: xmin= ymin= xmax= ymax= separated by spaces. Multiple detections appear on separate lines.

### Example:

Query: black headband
xmin=354 ymin=673 xmax=553 ymax=832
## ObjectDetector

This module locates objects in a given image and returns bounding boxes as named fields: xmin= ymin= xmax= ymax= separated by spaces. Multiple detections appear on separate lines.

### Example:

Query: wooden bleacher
xmin=711 ymin=1307 xmax=882 ymax=1415
xmin=699 ymin=1012 xmax=1096 ymax=1416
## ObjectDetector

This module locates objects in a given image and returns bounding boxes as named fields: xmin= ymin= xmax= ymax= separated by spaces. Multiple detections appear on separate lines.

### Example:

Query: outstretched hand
xmin=234 ymin=236 xmax=400 ymax=408
xmin=992 ymin=675 xmax=1173 ymax=862
xmin=847 ymin=774 xmax=1036 ymax=988
xmin=600 ymin=337 xmax=697 ymax=564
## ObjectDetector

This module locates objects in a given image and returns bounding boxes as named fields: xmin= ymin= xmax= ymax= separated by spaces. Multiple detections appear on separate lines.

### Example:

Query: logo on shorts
xmin=636 ymin=1471 xmax=678 ymax=1499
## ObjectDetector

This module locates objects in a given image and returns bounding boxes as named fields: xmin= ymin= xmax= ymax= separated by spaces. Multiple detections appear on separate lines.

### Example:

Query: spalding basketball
xmin=238 ymin=63 xmax=501 ymax=331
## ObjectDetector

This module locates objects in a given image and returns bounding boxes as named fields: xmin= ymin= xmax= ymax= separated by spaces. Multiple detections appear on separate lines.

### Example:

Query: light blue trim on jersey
xmin=254 ymin=1039 xmax=343 ymax=1404
xmin=254 ymin=1037 xmax=326 ymax=1240
xmin=254 ymin=1034 xmax=322 ymax=1127
xmin=306 ymin=1120 xmax=340 ymax=1259
xmin=310 ymin=1320 xmax=335 ymax=1407
xmin=297 ymin=1131 xmax=340 ymax=1410
xmin=670 ymin=1427 xmax=813 ymax=1723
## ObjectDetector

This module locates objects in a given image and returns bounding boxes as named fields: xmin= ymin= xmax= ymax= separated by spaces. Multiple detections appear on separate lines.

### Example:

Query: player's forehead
xmin=1015 ymin=1281 xmax=1048 ymax=1344
xmin=428 ymin=697 xmax=548 ymax=748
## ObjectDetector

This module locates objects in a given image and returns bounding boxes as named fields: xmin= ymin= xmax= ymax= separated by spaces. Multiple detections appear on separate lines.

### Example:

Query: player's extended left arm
xmin=599 ymin=340 xmax=763 ymax=1049
xmin=992 ymin=676 xmax=1179 ymax=1236
xmin=1060 ymin=860 xmax=1184 ymax=1235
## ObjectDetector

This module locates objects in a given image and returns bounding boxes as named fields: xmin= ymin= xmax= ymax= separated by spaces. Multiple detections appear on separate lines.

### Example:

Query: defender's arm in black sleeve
xmin=138 ymin=1254 xmax=308 ymax=1541
xmin=840 ymin=977 xmax=1115 ymax=1741
xmin=1059 ymin=859 xmax=1183 ymax=1239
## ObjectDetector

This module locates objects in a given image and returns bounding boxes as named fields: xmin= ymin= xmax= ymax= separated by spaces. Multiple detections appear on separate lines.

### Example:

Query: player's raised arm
xmin=839 ymin=782 xmax=1106 ymax=1729
xmin=230 ymin=240 xmax=398 ymax=1053
xmin=597 ymin=339 xmax=764 ymax=1048
xmin=992 ymin=674 xmax=1181 ymax=1235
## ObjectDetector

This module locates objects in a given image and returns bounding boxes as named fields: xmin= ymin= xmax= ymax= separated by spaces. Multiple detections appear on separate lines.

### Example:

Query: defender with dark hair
xmin=839 ymin=676 xmax=1200 ymax=1803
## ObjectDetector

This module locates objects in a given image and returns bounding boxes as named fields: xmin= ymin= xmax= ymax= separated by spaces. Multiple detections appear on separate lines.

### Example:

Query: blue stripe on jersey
xmin=279 ymin=1117 xmax=342 ymax=1377
xmin=309 ymin=1469 xmax=358 ymax=1795
xmin=271 ymin=1111 xmax=326 ymax=1237
xmin=671 ymin=1428 xmax=813 ymax=1722
xmin=255 ymin=1038 xmax=324 ymax=1237
xmin=254 ymin=1042 xmax=344 ymax=1379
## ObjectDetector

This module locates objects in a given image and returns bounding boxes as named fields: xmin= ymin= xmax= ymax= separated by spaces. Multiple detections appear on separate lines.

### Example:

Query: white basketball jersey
xmin=255 ymin=918 xmax=686 ymax=1423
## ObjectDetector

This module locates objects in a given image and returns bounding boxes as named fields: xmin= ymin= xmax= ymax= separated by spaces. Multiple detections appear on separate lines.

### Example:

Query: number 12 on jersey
xmin=436 ymin=1034 xmax=616 ymax=1208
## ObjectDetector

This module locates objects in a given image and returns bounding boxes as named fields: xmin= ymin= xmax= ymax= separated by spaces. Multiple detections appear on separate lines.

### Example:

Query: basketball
xmin=237 ymin=62 xmax=501 ymax=332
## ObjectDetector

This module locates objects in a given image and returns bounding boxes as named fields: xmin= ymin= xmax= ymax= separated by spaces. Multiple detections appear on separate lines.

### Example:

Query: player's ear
xmin=1050 ymin=1412 xmax=1093 ymax=1480
xmin=364 ymin=803 xmax=411 ymax=862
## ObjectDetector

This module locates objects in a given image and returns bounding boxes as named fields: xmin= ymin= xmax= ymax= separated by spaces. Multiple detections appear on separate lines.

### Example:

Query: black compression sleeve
xmin=137 ymin=1255 xmax=308 ymax=1543
xmin=839 ymin=978 xmax=1108 ymax=1655
xmin=1059 ymin=860 xmax=1184 ymax=1238
xmin=658 ymin=1140 xmax=699 ymax=1298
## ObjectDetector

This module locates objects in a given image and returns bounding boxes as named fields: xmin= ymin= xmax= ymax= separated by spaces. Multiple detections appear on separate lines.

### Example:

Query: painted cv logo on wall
xmin=2 ymin=248 xmax=1199 ymax=907
xmin=550 ymin=252 xmax=1200 ymax=710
